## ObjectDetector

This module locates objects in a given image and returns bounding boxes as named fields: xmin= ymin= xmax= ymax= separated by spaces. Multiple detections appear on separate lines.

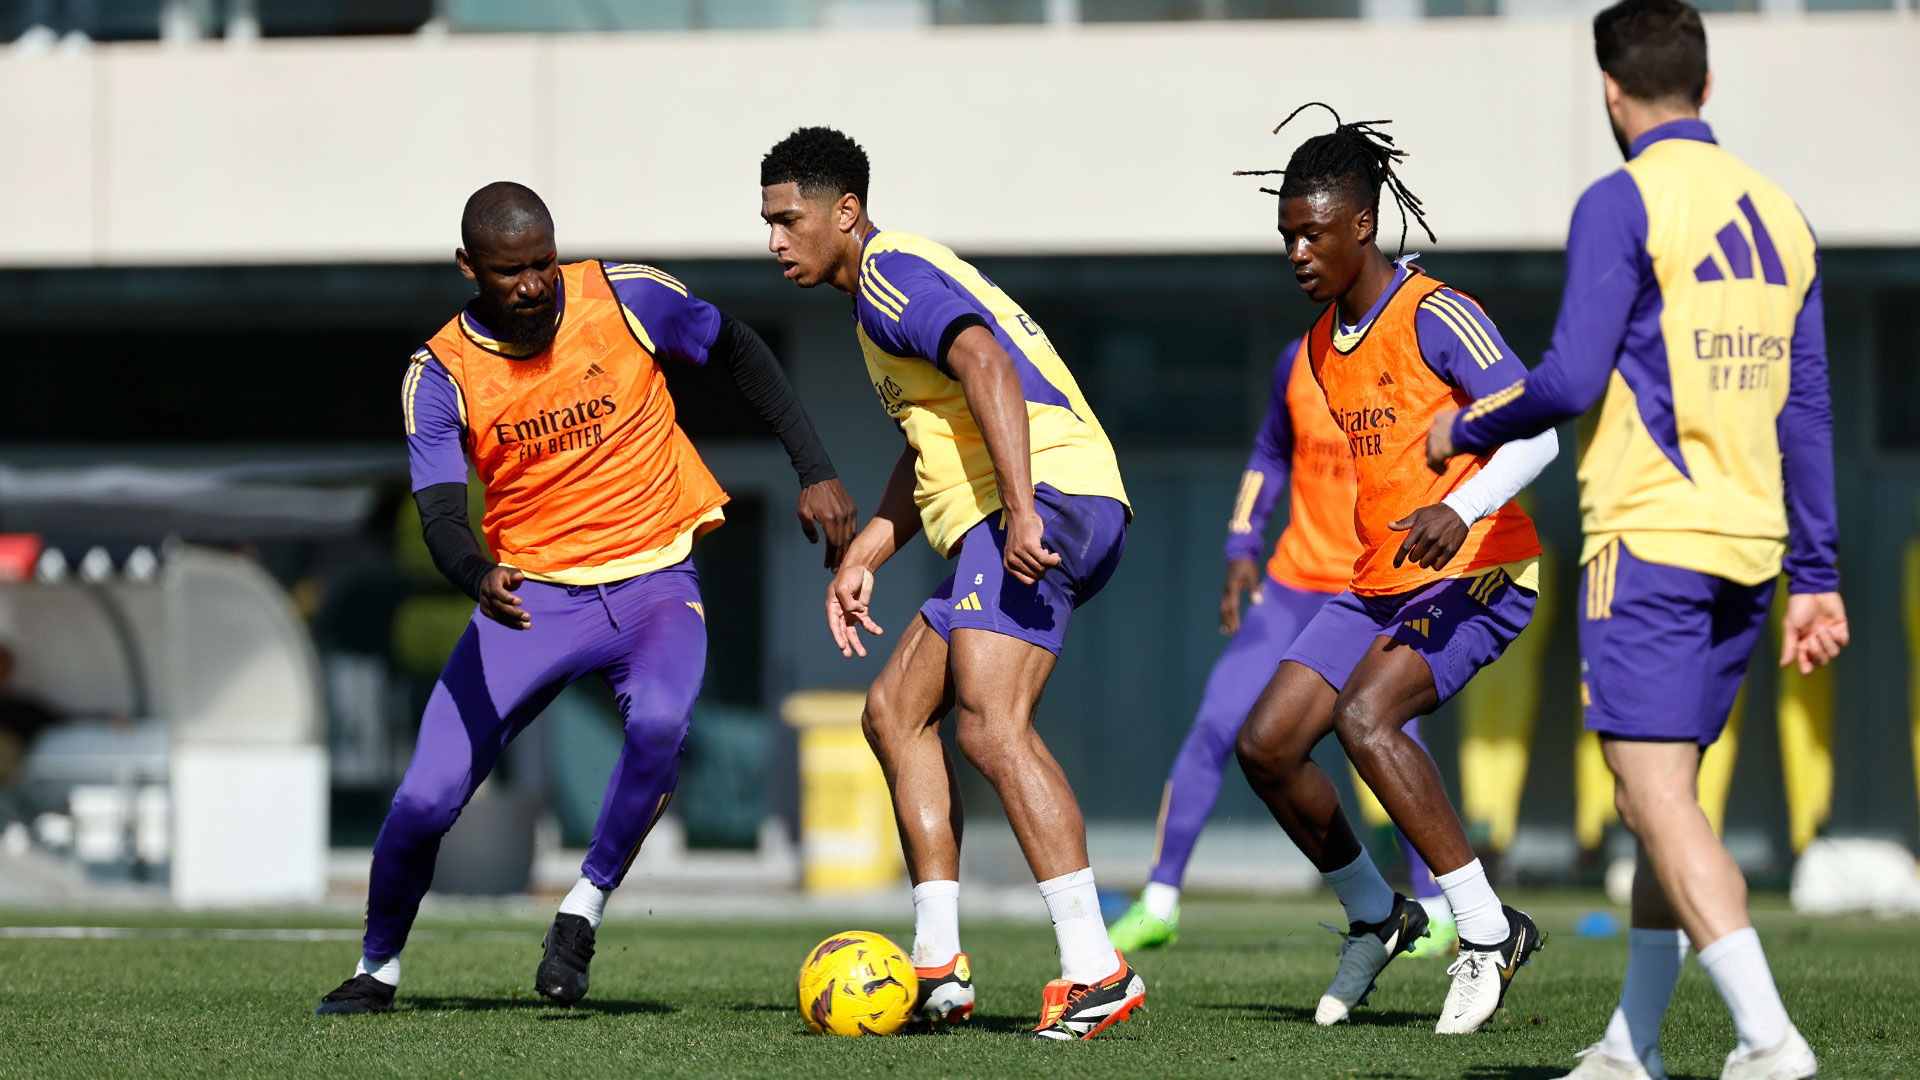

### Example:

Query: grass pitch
xmin=1 ymin=893 xmax=1914 ymax=1079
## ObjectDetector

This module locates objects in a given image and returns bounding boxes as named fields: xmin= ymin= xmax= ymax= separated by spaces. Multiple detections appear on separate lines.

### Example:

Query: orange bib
xmin=1305 ymin=273 xmax=1538 ymax=596
xmin=1267 ymin=349 xmax=1364 ymax=592
xmin=427 ymin=261 xmax=727 ymax=581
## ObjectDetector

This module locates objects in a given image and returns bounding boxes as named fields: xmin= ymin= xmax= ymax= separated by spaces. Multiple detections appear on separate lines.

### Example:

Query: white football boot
xmin=1554 ymin=1044 xmax=1660 ymax=1080
xmin=1719 ymin=1025 xmax=1816 ymax=1080
xmin=1436 ymin=905 xmax=1544 ymax=1034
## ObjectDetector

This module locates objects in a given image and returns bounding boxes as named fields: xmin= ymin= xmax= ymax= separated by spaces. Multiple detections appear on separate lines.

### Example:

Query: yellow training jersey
xmin=851 ymin=229 xmax=1129 ymax=556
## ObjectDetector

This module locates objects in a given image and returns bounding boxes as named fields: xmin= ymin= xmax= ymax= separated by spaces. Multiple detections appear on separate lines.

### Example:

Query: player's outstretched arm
xmin=826 ymin=445 xmax=923 ymax=658
xmin=945 ymin=324 xmax=1059 ymax=586
xmin=1429 ymin=173 xmax=1648 ymax=470
xmin=707 ymin=313 xmax=857 ymax=569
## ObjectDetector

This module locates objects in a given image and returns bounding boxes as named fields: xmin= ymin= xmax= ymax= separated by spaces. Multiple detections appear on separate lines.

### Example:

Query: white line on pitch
xmin=0 ymin=926 xmax=531 ymax=942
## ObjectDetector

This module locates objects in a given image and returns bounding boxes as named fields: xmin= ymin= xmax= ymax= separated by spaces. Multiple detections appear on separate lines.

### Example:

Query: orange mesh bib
xmin=427 ymin=261 xmax=727 ymax=579
xmin=1267 ymin=350 xmax=1364 ymax=592
xmin=1305 ymin=273 xmax=1539 ymax=596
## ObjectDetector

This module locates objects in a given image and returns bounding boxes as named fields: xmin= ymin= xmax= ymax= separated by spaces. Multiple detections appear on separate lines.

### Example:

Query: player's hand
xmin=1389 ymin=504 xmax=1470 ymax=571
xmin=826 ymin=564 xmax=883 ymax=659
xmin=479 ymin=566 xmax=531 ymax=630
xmin=1779 ymin=591 xmax=1849 ymax=675
xmin=1220 ymin=557 xmax=1265 ymax=636
xmin=1003 ymin=506 xmax=1062 ymax=587
xmin=797 ymin=478 xmax=858 ymax=571
xmin=1425 ymin=408 xmax=1461 ymax=474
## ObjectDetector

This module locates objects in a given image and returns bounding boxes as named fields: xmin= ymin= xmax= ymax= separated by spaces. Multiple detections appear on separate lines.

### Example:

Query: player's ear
xmin=1353 ymin=204 xmax=1376 ymax=250
xmin=455 ymin=248 xmax=476 ymax=282
xmin=835 ymin=192 xmax=861 ymax=234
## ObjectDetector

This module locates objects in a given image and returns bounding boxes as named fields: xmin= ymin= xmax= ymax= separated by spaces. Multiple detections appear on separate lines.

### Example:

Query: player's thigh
xmin=597 ymin=589 xmax=709 ymax=747
xmin=1601 ymin=735 xmax=1702 ymax=820
xmin=947 ymin=626 xmax=1058 ymax=743
xmin=1236 ymin=659 xmax=1340 ymax=769
xmin=1579 ymin=541 xmax=1718 ymax=742
xmin=1335 ymin=635 xmax=1442 ymax=733
xmin=863 ymin=613 xmax=956 ymax=745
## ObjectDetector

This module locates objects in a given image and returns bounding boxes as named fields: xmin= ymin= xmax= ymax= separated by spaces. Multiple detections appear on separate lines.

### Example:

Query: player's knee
xmin=1234 ymin=719 xmax=1284 ymax=786
xmin=388 ymin=786 xmax=460 ymax=841
xmin=1329 ymin=695 xmax=1392 ymax=756
xmin=952 ymin=706 xmax=1011 ymax=777
xmin=620 ymin=703 xmax=689 ymax=756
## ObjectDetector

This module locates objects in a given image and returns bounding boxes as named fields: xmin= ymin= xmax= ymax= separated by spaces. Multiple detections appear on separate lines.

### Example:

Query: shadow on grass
xmin=405 ymin=995 xmax=677 ymax=1017
xmin=1198 ymin=1002 xmax=1430 ymax=1028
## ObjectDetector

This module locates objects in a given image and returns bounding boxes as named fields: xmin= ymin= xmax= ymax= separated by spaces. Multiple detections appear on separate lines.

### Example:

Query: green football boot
xmin=1107 ymin=898 xmax=1179 ymax=951
xmin=1407 ymin=909 xmax=1457 ymax=959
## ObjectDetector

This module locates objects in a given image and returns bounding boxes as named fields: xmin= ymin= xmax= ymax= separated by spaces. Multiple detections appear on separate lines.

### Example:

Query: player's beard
xmin=1610 ymin=115 xmax=1632 ymax=161
xmin=496 ymin=304 xmax=558 ymax=355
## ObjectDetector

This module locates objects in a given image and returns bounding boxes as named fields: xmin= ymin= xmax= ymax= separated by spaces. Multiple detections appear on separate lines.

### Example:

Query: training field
xmin=1 ymin=894 xmax=1913 ymax=1079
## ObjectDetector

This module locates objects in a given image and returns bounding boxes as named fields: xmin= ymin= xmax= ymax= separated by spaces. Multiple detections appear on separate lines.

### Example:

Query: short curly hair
xmin=760 ymin=127 xmax=870 ymax=206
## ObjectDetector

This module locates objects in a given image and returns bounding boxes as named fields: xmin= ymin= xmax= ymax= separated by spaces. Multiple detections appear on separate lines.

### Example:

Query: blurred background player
xmin=1232 ymin=106 xmax=1558 ymax=1035
xmin=759 ymin=127 xmax=1145 ymax=1042
xmin=1430 ymin=2 xmax=1847 ymax=1075
xmin=1106 ymin=335 xmax=1456 ymax=958
xmin=315 ymin=182 xmax=856 ymax=1015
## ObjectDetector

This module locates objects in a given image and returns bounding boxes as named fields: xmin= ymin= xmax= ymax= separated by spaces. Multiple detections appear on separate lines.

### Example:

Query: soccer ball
xmin=797 ymin=930 xmax=919 ymax=1036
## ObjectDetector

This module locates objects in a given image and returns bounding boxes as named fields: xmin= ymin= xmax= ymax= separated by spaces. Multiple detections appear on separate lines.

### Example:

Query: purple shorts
xmin=919 ymin=483 xmax=1128 ymax=656
xmin=1283 ymin=566 xmax=1536 ymax=705
xmin=1579 ymin=539 xmax=1772 ymax=746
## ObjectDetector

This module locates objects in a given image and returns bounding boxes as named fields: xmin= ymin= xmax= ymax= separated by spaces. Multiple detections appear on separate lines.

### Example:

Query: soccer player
xmin=1105 ymin=336 xmax=1457 ymax=959
xmin=1231 ymin=106 xmax=1559 ymax=1034
xmin=1425 ymin=3 xmax=1845 ymax=1076
xmin=758 ymin=127 xmax=1144 ymax=1041
xmin=314 ymin=182 xmax=856 ymax=1015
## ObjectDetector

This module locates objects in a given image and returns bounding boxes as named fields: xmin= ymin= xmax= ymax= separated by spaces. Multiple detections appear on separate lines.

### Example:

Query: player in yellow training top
xmin=1427 ymin=3 xmax=1846 ymax=1077
xmin=759 ymin=127 xmax=1143 ymax=1042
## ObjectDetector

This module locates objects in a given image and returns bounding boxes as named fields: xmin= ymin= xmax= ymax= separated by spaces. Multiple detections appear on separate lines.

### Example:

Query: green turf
xmin=1 ymin=893 xmax=1914 ymax=1078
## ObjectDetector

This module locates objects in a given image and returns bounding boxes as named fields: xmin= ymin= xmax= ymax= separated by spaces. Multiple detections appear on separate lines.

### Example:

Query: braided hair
xmin=1235 ymin=102 xmax=1436 ymax=257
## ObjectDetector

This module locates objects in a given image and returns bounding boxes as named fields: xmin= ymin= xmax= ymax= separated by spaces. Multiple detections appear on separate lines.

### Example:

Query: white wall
xmin=1 ymin=13 xmax=1914 ymax=266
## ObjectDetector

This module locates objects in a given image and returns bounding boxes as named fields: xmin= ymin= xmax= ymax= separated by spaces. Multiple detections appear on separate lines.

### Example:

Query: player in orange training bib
xmin=1229 ymin=106 xmax=1559 ymax=1035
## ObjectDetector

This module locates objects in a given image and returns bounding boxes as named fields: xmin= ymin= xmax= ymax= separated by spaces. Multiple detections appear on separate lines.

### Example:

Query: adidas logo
xmin=582 ymin=362 xmax=606 ymax=381
xmin=1377 ymin=372 xmax=1394 ymax=387
xmin=953 ymin=592 xmax=983 ymax=612
xmin=1693 ymin=194 xmax=1788 ymax=286
xmin=1402 ymin=618 xmax=1430 ymax=637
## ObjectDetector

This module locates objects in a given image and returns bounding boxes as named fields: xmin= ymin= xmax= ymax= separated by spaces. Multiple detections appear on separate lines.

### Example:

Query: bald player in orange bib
xmin=1229 ymin=107 xmax=1560 ymax=1035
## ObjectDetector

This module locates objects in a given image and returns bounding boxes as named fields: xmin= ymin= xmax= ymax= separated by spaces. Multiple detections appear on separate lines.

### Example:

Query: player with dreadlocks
xmin=1230 ymin=105 xmax=1560 ymax=1034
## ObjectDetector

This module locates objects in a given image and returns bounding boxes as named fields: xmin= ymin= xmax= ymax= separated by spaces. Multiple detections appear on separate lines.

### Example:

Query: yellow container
xmin=781 ymin=689 xmax=905 ymax=893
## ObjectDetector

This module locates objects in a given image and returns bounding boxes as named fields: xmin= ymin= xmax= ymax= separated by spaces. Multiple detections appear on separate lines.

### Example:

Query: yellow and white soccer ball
xmin=797 ymin=931 xmax=919 ymax=1036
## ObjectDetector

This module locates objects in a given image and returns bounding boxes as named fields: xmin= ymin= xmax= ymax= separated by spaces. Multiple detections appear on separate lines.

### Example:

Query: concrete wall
xmin=1 ymin=13 xmax=1915 ymax=266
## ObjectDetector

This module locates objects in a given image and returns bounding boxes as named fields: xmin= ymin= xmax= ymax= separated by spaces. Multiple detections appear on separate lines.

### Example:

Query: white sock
xmin=1321 ymin=850 xmax=1395 ymax=926
xmin=910 ymin=879 xmax=961 ymax=968
xmin=1435 ymin=859 xmax=1508 ymax=945
xmin=1598 ymin=928 xmax=1690 ymax=1069
xmin=558 ymin=876 xmax=610 ymax=929
xmin=1417 ymin=894 xmax=1453 ymax=925
xmin=1038 ymin=868 xmax=1120 ymax=985
xmin=1698 ymin=926 xmax=1791 ymax=1055
xmin=355 ymin=952 xmax=400 ymax=987
xmin=1141 ymin=881 xmax=1180 ymax=922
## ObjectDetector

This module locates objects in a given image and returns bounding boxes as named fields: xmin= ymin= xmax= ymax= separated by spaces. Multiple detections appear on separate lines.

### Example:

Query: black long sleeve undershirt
xmin=415 ymin=483 xmax=493 ymax=601
xmin=709 ymin=313 xmax=838 ymax=488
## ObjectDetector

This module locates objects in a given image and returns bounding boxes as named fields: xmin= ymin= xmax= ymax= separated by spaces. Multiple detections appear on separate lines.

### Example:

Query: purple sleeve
xmin=1414 ymin=289 xmax=1529 ymax=400
xmin=1779 ymin=247 xmax=1840 ymax=593
xmin=855 ymin=250 xmax=985 ymax=368
xmin=603 ymin=262 xmax=723 ymax=366
xmin=1452 ymin=170 xmax=1647 ymax=452
xmin=404 ymin=349 xmax=469 ymax=493
xmin=1225 ymin=339 xmax=1299 ymax=562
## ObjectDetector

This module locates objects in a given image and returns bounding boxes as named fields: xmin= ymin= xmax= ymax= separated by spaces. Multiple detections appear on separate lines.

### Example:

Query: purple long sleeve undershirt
xmin=1450 ymin=128 xmax=1839 ymax=593
xmin=1223 ymin=340 xmax=1299 ymax=564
